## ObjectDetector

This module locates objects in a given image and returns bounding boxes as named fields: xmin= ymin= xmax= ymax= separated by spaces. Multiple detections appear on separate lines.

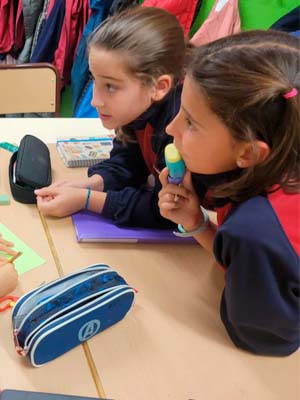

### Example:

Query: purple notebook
xmin=72 ymin=210 xmax=195 ymax=244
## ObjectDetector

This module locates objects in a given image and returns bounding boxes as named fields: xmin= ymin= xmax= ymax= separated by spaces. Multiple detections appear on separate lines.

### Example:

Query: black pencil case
xmin=9 ymin=134 xmax=52 ymax=204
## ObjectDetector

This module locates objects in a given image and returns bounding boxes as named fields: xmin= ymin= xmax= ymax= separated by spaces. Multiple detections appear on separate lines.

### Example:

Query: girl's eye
xmin=106 ymin=83 xmax=117 ymax=92
xmin=185 ymin=117 xmax=193 ymax=128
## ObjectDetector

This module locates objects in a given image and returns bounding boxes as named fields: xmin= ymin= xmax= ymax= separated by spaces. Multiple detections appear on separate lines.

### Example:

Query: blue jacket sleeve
xmin=214 ymin=198 xmax=300 ymax=356
xmin=102 ymin=181 xmax=175 ymax=228
xmin=88 ymin=138 xmax=174 ymax=228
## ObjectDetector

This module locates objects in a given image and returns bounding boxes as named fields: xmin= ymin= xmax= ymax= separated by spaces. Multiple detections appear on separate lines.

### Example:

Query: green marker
xmin=0 ymin=142 xmax=19 ymax=152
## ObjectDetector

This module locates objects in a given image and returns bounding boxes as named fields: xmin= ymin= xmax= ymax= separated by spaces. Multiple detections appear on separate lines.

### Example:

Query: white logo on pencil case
xmin=78 ymin=319 xmax=101 ymax=341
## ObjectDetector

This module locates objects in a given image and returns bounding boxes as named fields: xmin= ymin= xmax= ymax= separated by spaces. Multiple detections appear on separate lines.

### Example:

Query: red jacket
xmin=142 ymin=0 xmax=198 ymax=36
xmin=54 ymin=0 xmax=89 ymax=87
xmin=190 ymin=0 xmax=240 ymax=46
xmin=0 ymin=0 xmax=14 ymax=53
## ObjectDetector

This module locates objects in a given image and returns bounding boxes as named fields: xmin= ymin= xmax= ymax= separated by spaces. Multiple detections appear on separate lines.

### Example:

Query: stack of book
xmin=56 ymin=137 xmax=114 ymax=168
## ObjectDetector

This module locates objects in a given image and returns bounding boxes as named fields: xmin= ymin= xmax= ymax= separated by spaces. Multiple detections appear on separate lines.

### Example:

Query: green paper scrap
xmin=0 ymin=223 xmax=45 ymax=275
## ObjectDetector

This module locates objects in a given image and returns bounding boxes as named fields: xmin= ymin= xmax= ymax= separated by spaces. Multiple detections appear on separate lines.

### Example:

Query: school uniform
xmin=199 ymin=171 xmax=300 ymax=356
xmin=88 ymin=85 xmax=182 ymax=228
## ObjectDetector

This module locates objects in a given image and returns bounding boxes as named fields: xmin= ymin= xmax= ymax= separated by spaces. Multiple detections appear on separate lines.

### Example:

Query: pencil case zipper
xmin=22 ymin=284 xmax=132 ymax=356
xmin=13 ymin=264 xmax=123 ymax=351
xmin=13 ymin=264 xmax=111 ymax=327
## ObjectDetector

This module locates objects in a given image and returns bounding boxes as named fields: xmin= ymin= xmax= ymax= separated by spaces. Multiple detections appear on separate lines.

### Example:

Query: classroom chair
xmin=0 ymin=63 xmax=60 ymax=116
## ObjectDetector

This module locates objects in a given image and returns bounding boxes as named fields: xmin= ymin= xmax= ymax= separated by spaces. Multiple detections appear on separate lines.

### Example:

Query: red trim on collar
xmin=216 ymin=203 xmax=232 ymax=225
xmin=268 ymin=189 xmax=300 ymax=256
xmin=136 ymin=123 xmax=157 ymax=174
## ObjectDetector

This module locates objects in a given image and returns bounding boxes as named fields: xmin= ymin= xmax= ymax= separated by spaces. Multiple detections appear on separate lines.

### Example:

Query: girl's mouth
xmin=99 ymin=113 xmax=112 ymax=120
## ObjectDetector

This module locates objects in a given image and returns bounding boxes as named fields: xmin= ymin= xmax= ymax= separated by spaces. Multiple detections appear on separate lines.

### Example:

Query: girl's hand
xmin=35 ymin=186 xmax=87 ymax=217
xmin=0 ymin=263 xmax=18 ymax=297
xmin=0 ymin=235 xmax=18 ymax=296
xmin=42 ymin=174 xmax=104 ymax=192
xmin=0 ymin=234 xmax=17 ymax=262
xmin=158 ymin=168 xmax=204 ymax=230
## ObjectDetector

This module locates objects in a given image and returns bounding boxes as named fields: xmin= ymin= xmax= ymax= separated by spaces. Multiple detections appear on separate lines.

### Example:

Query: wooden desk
xmin=0 ymin=148 xmax=98 ymax=397
xmin=44 ymin=146 xmax=300 ymax=400
xmin=1 ymin=119 xmax=299 ymax=400
xmin=0 ymin=118 xmax=112 ymax=144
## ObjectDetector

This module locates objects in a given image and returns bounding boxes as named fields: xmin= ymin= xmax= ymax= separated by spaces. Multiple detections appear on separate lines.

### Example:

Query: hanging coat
xmin=271 ymin=6 xmax=299 ymax=33
xmin=142 ymin=0 xmax=198 ymax=36
xmin=53 ymin=0 xmax=90 ymax=87
xmin=71 ymin=0 xmax=114 ymax=114
xmin=108 ymin=0 xmax=139 ymax=16
xmin=190 ymin=0 xmax=241 ymax=46
xmin=13 ymin=0 xmax=25 ymax=57
xmin=30 ymin=0 xmax=65 ymax=63
xmin=17 ymin=0 xmax=45 ymax=63
xmin=0 ymin=0 xmax=14 ymax=54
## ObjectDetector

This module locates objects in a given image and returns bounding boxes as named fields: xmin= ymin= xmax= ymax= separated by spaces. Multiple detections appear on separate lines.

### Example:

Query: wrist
xmin=84 ymin=188 xmax=91 ymax=210
xmin=89 ymin=174 xmax=104 ymax=191
xmin=174 ymin=206 xmax=210 ymax=238
xmin=83 ymin=190 xmax=107 ymax=214
xmin=180 ymin=217 xmax=204 ymax=233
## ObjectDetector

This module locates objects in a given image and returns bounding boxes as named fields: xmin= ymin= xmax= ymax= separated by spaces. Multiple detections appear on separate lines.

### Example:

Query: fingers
xmin=0 ymin=263 xmax=18 ymax=296
xmin=36 ymin=187 xmax=82 ymax=217
xmin=159 ymin=167 xmax=169 ymax=186
xmin=182 ymin=170 xmax=193 ymax=189
xmin=162 ymin=193 xmax=182 ymax=206
xmin=0 ymin=246 xmax=17 ymax=257
xmin=0 ymin=257 xmax=10 ymax=264
xmin=0 ymin=234 xmax=17 ymax=266
xmin=36 ymin=195 xmax=57 ymax=214
xmin=0 ymin=257 xmax=10 ymax=265
xmin=0 ymin=235 xmax=17 ymax=257
xmin=159 ymin=168 xmax=194 ymax=200
xmin=158 ymin=189 xmax=183 ymax=213
xmin=0 ymin=235 xmax=14 ymax=248
xmin=159 ymin=183 xmax=190 ymax=202
xmin=36 ymin=195 xmax=55 ymax=203
xmin=35 ymin=186 xmax=58 ymax=197
xmin=0 ymin=249 xmax=17 ymax=263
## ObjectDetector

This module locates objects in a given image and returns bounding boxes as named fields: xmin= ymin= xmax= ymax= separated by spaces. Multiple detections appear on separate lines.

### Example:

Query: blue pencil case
xmin=12 ymin=264 xmax=135 ymax=367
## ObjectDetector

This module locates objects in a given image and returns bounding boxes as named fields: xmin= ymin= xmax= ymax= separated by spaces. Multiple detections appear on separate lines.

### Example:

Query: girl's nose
xmin=166 ymin=114 xmax=179 ymax=138
xmin=91 ymin=84 xmax=104 ymax=108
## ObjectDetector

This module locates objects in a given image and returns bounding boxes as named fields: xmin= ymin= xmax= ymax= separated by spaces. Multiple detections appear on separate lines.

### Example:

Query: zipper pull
xmin=13 ymin=329 xmax=27 ymax=356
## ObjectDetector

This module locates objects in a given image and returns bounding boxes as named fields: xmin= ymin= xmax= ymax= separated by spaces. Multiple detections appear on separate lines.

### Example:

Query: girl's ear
xmin=236 ymin=140 xmax=270 ymax=168
xmin=151 ymin=75 xmax=173 ymax=101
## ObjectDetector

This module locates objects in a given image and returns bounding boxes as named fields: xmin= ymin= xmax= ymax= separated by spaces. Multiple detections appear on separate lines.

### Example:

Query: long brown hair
xmin=187 ymin=30 xmax=300 ymax=202
xmin=88 ymin=6 xmax=187 ymax=143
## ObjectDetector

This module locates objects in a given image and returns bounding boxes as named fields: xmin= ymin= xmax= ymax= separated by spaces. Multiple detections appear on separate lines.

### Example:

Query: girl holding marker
xmin=159 ymin=30 xmax=300 ymax=356
xmin=35 ymin=7 xmax=186 ymax=229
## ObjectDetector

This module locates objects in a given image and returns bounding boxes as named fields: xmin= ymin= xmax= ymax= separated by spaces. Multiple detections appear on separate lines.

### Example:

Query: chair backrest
xmin=0 ymin=63 xmax=60 ymax=116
